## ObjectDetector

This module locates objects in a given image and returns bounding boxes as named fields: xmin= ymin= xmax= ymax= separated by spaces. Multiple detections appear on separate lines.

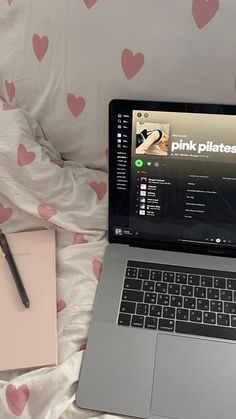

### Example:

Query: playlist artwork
xmin=135 ymin=122 xmax=170 ymax=156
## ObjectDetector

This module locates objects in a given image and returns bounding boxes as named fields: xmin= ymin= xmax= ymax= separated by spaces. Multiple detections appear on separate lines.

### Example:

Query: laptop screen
xmin=109 ymin=100 xmax=236 ymax=256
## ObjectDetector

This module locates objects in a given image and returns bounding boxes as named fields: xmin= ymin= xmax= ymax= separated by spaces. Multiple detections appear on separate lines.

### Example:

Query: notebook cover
xmin=0 ymin=229 xmax=57 ymax=371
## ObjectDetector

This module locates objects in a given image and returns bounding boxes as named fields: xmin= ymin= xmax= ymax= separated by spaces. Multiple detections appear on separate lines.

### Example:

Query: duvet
xmin=0 ymin=102 xmax=113 ymax=419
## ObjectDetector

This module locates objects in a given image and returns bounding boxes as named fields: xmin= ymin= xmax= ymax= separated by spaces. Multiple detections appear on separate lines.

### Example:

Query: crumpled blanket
xmin=0 ymin=101 xmax=118 ymax=419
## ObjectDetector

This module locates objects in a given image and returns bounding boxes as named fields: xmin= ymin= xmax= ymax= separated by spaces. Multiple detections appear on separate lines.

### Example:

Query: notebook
xmin=0 ymin=229 xmax=57 ymax=371
xmin=76 ymin=100 xmax=236 ymax=419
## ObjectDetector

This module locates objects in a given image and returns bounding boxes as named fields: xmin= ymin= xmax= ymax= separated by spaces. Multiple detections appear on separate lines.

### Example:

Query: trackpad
xmin=151 ymin=334 xmax=236 ymax=419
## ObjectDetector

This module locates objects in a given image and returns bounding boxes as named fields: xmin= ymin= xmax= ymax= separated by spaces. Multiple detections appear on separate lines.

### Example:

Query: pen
xmin=0 ymin=229 xmax=30 ymax=308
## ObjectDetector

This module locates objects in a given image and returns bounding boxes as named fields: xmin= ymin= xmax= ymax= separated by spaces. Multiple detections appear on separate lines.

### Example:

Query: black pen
xmin=0 ymin=229 xmax=30 ymax=308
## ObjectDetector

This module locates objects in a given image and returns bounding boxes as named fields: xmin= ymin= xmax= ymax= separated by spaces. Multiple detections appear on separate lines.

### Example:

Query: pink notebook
xmin=0 ymin=229 xmax=57 ymax=371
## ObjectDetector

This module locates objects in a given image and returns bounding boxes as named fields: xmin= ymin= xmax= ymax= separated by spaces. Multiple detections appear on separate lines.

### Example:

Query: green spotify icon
xmin=135 ymin=159 xmax=144 ymax=168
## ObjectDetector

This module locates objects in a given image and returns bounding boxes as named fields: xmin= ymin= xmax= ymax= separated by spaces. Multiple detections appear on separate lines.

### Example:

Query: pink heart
xmin=73 ymin=233 xmax=88 ymax=245
xmin=57 ymin=299 xmax=66 ymax=313
xmin=93 ymin=259 xmax=103 ymax=281
xmin=67 ymin=93 xmax=86 ymax=118
xmin=52 ymin=159 xmax=64 ymax=168
xmin=37 ymin=204 xmax=57 ymax=220
xmin=5 ymin=80 xmax=15 ymax=102
xmin=121 ymin=49 xmax=144 ymax=80
xmin=83 ymin=0 xmax=97 ymax=8
xmin=6 ymin=384 xmax=29 ymax=416
xmin=32 ymin=34 xmax=49 ymax=61
xmin=89 ymin=181 xmax=107 ymax=200
xmin=79 ymin=339 xmax=87 ymax=351
xmin=192 ymin=0 xmax=219 ymax=29
xmin=3 ymin=102 xmax=16 ymax=111
xmin=0 ymin=203 xmax=13 ymax=224
xmin=6 ymin=0 xmax=13 ymax=5
xmin=17 ymin=144 xmax=36 ymax=166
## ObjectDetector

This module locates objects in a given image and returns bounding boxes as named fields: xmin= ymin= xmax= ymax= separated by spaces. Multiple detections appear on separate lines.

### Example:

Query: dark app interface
xmin=112 ymin=109 xmax=236 ymax=248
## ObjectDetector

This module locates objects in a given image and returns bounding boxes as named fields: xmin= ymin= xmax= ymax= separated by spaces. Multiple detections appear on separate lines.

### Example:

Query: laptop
xmin=76 ymin=99 xmax=236 ymax=419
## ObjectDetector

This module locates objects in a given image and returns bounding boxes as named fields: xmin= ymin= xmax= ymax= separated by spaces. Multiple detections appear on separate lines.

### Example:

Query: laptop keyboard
xmin=117 ymin=260 xmax=236 ymax=341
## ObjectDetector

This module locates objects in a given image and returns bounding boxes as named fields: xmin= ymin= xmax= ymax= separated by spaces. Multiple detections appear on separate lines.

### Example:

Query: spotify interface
xmin=110 ymin=107 xmax=236 ymax=249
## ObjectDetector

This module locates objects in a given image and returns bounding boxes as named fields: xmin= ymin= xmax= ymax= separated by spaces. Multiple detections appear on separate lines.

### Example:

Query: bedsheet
xmin=0 ymin=102 xmax=119 ymax=419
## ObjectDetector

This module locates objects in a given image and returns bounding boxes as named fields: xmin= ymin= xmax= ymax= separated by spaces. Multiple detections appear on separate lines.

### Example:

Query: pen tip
xmin=24 ymin=300 xmax=30 ymax=308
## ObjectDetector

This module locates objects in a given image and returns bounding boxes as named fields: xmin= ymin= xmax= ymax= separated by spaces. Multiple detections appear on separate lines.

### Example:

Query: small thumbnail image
xmin=140 ymin=204 xmax=146 ymax=210
xmin=140 ymin=191 xmax=146 ymax=197
xmin=135 ymin=122 xmax=170 ymax=156
xmin=140 ymin=197 xmax=146 ymax=203
xmin=140 ymin=184 xmax=147 ymax=190
xmin=141 ymin=177 xmax=147 ymax=183
xmin=115 ymin=228 xmax=122 ymax=235
xmin=139 ymin=210 xmax=146 ymax=215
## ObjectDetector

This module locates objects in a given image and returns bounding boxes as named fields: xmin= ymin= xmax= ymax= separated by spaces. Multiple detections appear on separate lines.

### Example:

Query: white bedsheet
xmin=0 ymin=103 xmax=118 ymax=419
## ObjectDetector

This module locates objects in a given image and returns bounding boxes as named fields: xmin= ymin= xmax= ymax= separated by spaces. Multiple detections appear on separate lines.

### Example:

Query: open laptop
xmin=76 ymin=99 xmax=236 ymax=419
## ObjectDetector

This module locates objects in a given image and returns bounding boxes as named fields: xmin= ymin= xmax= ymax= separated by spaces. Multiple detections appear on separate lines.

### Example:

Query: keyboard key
xmin=131 ymin=315 xmax=144 ymax=328
xmin=197 ymin=299 xmax=209 ymax=311
xmin=120 ymin=301 xmax=136 ymax=314
xmin=150 ymin=305 xmax=162 ymax=317
xmin=176 ymin=321 xmax=236 ymax=341
xmin=220 ymin=290 xmax=232 ymax=301
xmin=207 ymin=288 xmax=219 ymax=300
xmin=194 ymin=287 xmax=206 ymax=298
xmin=163 ymin=272 xmax=175 ymax=282
xmin=158 ymin=319 xmax=175 ymax=332
xmin=188 ymin=274 xmax=200 ymax=286
xmin=227 ymin=279 xmax=236 ymax=290
xmin=136 ymin=303 xmax=149 ymax=316
xmin=224 ymin=302 xmax=236 ymax=314
xmin=124 ymin=278 xmax=142 ymax=290
xmin=144 ymin=292 xmax=157 ymax=304
xmin=231 ymin=315 xmax=236 ymax=328
xmin=151 ymin=270 xmax=162 ymax=281
xmin=168 ymin=284 xmax=180 ymax=295
xmin=210 ymin=300 xmax=223 ymax=312
xmin=217 ymin=314 xmax=230 ymax=327
xmin=126 ymin=267 xmax=137 ymax=278
xmin=171 ymin=295 xmax=183 ymax=307
xmin=157 ymin=294 xmax=170 ymax=305
xmin=181 ymin=285 xmax=193 ymax=296
xmin=145 ymin=317 xmax=158 ymax=330
xmin=214 ymin=277 xmax=226 ymax=289
xmin=138 ymin=269 xmax=150 ymax=280
xmin=122 ymin=290 xmax=144 ymax=302
xmin=190 ymin=310 xmax=202 ymax=323
xmin=184 ymin=297 xmax=196 ymax=309
xmin=201 ymin=276 xmax=212 ymax=287
xmin=156 ymin=282 xmax=168 ymax=293
xmin=176 ymin=273 xmax=187 ymax=284
xmin=176 ymin=308 xmax=189 ymax=321
xmin=163 ymin=306 xmax=175 ymax=319
xmin=118 ymin=313 xmax=131 ymax=326
xmin=143 ymin=280 xmax=155 ymax=292
xmin=203 ymin=312 xmax=216 ymax=325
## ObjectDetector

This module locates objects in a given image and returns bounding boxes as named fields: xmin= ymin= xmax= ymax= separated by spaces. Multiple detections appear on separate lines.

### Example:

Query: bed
xmin=0 ymin=0 xmax=233 ymax=417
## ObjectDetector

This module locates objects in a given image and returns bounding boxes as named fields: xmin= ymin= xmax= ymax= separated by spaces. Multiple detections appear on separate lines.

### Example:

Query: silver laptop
xmin=76 ymin=99 xmax=236 ymax=419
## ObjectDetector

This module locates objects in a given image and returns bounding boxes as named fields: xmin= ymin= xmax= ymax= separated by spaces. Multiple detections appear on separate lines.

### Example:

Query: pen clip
xmin=0 ymin=229 xmax=8 ymax=255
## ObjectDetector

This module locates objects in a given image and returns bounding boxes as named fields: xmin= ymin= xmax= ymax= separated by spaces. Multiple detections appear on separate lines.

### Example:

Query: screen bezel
xmin=109 ymin=99 xmax=236 ymax=257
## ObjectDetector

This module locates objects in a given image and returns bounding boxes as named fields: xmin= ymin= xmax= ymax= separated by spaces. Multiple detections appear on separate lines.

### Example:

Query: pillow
xmin=0 ymin=0 xmax=234 ymax=170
